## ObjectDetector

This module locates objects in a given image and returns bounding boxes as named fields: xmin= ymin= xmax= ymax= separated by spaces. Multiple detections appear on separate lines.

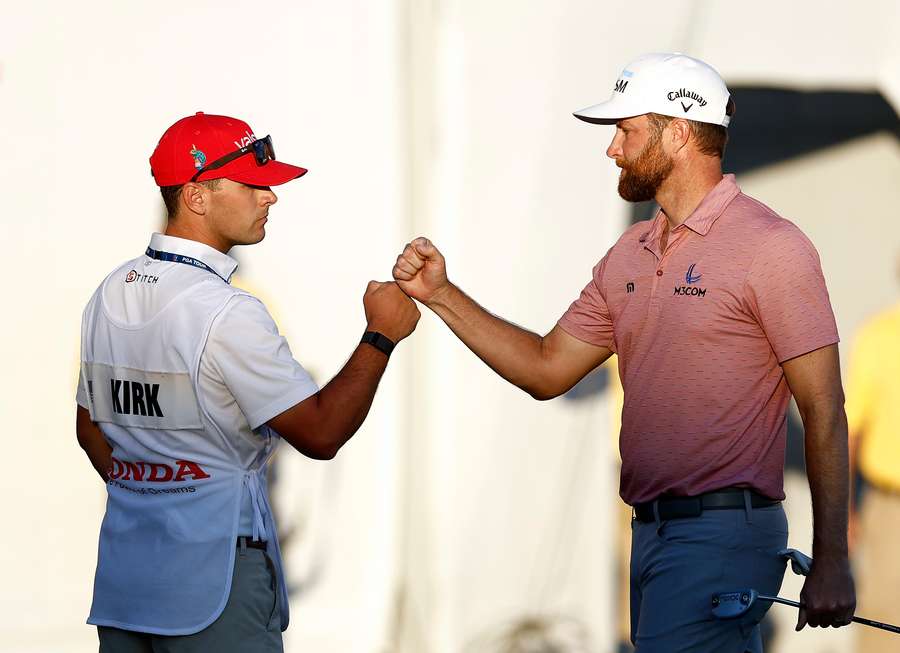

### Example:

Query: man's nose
xmin=606 ymin=133 xmax=623 ymax=160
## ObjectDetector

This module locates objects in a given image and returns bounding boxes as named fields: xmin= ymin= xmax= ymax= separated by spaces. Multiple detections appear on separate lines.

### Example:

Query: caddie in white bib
xmin=79 ymin=236 xmax=307 ymax=634
xmin=76 ymin=111 xmax=419 ymax=649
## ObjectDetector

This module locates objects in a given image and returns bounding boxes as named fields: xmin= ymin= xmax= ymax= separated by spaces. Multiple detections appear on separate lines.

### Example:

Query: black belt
xmin=633 ymin=488 xmax=780 ymax=523
xmin=237 ymin=536 xmax=268 ymax=550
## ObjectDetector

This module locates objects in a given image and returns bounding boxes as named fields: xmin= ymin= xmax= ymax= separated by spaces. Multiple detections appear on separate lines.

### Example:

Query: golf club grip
xmin=761 ymin=595 xmax=900 ymax=634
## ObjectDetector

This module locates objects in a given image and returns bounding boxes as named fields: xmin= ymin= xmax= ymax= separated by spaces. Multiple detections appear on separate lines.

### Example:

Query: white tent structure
xmin=1 ymin=1 xmax=897 ymax=652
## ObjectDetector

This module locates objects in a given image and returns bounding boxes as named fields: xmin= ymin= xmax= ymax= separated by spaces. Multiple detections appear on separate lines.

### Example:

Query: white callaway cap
xmin=574 ymin=52 xmax=732 ymax=127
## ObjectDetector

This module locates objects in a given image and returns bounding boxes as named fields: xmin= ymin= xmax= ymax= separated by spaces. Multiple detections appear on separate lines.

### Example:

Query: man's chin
xmin=238 ymin=230 xmax=266 ymax=246
xmin=618 ymin=177 xmax=655 ymax=203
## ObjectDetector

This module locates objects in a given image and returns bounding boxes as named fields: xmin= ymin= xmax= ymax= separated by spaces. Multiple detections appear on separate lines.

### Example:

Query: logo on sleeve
xmin=626 ymin=281 xmax=635 ymax=293
xmin=614 ymin=79 xmax=629 ymax=93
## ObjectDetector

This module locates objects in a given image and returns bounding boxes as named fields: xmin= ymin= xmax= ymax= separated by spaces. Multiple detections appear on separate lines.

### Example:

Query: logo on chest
xmin=673 ymin=263 xmax=707 ymax=297
xmin=125 ymin=269 xmax=159 ymax=284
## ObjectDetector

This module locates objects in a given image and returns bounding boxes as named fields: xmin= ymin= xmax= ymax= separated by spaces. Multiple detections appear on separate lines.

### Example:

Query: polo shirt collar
xmin=148 ymin=233 xmax=238 ymax=282
xmin=638 ymin=173 xmax=742 ymax=254
xmin=681 ymin=173 xmax=741 ymax=236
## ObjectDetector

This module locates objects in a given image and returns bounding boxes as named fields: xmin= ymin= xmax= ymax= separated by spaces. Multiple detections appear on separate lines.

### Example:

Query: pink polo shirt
xmin=558 ymin=174 xmax=838 ymax=505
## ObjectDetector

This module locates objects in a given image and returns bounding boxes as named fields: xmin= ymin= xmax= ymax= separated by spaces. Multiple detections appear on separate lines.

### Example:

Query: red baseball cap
xmin=149 ymin=112 xmax=307 ymax=187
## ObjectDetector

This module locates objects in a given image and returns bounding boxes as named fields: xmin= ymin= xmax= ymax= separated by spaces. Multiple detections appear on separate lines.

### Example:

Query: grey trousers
xmin=98 ymin=544 xmax=283 ymax=653
xmin=630 ymin=500 xmax=788 ymax=653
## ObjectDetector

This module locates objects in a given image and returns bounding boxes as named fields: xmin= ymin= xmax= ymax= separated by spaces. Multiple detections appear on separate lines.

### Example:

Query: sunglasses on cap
xmin=190 ymin=135 xmax=275 ymax=182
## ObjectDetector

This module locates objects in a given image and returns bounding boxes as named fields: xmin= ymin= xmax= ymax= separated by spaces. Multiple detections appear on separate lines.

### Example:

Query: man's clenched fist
xmin=363 ymin=281 xmax=420 ymax=343
xmin=392 ymin=237 xmax=449 ymax=305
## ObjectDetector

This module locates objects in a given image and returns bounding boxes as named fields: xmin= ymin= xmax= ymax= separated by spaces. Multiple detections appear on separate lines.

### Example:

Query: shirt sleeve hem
xmin=245 ymin=380 xmax=320 ymax=430
xmin=556 ymin=318 xmax=615 ymax=350
xmin=777 ymin=335 xmax=840 ymax=365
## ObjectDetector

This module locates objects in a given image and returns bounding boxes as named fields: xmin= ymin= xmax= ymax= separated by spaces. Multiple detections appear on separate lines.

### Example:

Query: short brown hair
xmin=159 ymin=179 xmax=222 ymax=219
xmin=648 ymin=97 xmax=735 ymax=158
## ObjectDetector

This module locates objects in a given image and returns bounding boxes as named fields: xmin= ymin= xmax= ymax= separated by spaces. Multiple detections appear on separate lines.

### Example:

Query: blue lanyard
xmin=145 ymin=247 xmax=228 ymax=283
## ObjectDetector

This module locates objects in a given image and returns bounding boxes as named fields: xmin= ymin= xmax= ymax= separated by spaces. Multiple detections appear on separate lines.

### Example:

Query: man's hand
xmin=392 ymin=237 xmax=450 ymax=305
xmin=797 ymin=556 xmax=856 ymax=630
xmin=364 ymin=280 xmax=420 ymax=343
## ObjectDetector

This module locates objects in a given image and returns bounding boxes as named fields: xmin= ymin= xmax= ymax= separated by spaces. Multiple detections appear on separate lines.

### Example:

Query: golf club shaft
xmin=758 ymin=595 xmax=900 ymax=634
xmin=758 ymin=595 xmax=800 ymax=610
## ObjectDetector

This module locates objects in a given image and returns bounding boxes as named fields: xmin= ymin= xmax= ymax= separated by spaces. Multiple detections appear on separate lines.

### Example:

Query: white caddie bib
xmin=80 ymin=252 xmax=290 ymax=635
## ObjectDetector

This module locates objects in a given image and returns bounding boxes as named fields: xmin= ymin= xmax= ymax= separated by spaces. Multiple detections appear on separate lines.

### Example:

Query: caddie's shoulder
xmin=208 ymin=292 xmax=284 ymax=345
xmin=89 ymin=256 xmax=145 ymax=300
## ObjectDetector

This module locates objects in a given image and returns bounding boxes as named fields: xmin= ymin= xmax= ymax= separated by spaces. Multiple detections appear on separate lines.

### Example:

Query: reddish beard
xmin=617 ymin=133 xmax=674 ymax=202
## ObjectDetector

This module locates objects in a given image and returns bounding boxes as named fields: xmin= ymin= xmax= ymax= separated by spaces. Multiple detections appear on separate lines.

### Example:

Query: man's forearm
xmin=76 ymin=406 xmax=112 ymax=482
xmin=426 ymin=283 xmax=550 ymax=396
xmin=783 ymin=345 xmax=855 ymax=629
xmin=803 ymin=406 xmax=851 ymax=560
xmin=271 ymin=279 xmax=419 ymax=459
xmin=82 ymin=439 xmax=112 ymax=482
xmin=292 ymin=344 xmax=390 ymax=459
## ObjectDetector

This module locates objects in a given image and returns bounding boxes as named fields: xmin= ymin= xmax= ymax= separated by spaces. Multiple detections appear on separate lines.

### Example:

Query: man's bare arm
xmin=393 ymin=238 xmax=613 ymax=399
xmin=76 ymin=405 xmax=112 ymax=482
xmin=269 ymin=344 xmax=393 ymax=460
xmin=847 ymin=428 xmax=862 ymax=553
xmin=268 ymin=281 xmax=420 ymax=460
xmin=782 ymin=343 xmax=856 ymax=630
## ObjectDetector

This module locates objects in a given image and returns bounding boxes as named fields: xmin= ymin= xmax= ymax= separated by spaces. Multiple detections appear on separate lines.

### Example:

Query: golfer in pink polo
xmin=392 ymin=53 xmax=855 ymax=652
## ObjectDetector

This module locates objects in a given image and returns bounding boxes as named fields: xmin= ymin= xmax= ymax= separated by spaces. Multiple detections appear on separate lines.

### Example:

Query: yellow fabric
xmin=856 ymin=486 xmax=900 ymax=653
xmin=845 ymin=302 xmax=900 ymax=491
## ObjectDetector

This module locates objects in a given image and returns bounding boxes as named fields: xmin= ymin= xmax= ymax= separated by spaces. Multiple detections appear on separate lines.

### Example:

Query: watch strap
xmin=361 ymin=331 xmax=395 ymax=357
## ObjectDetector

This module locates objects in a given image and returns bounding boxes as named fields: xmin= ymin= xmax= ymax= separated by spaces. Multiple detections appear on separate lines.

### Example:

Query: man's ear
xmin=180 ymin=182 xmax=209 ymax=216
xmin=667 ymin=118 xmax=692 ymax=153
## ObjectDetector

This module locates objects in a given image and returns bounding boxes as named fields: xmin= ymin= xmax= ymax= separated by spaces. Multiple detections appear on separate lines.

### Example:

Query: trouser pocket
xmin=262 ymin=551 xmax=280 ymax=630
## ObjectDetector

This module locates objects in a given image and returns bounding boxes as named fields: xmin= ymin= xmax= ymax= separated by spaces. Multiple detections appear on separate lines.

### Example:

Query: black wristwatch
xmin=361 ymin=331 xmax=396 ymax=357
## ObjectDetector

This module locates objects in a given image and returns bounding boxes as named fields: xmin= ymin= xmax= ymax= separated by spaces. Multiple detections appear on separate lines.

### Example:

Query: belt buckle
xmin=662 ymin=496 xmax=703 ymax=520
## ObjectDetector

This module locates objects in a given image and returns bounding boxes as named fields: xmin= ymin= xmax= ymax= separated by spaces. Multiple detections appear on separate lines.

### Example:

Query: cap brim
xmin=573 ymin=100 xmax=642 ymax=125
xmin=223 ymin=161 xmax=308 ymax=186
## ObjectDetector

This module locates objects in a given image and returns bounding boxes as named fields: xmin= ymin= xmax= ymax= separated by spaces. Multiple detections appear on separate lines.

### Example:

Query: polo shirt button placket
xmin=650 ymin=267 xmax=664 ymax=295
xmin=644 ymin=266 xmax=664 ymax=322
